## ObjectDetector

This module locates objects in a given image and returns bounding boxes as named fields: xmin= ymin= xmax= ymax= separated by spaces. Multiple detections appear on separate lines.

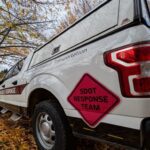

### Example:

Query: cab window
xmin=4 ymin=58 xmax=25 ymax=80
xmin=5 ymin=66 xmax=15 ymax=79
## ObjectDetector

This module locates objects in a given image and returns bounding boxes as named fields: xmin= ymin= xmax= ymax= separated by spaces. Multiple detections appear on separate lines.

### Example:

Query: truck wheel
xmin=32 ymin=101 xmax=73 ymax=150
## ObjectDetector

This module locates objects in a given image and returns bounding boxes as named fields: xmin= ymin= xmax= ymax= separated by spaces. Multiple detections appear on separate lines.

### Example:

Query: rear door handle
xmin=12 ymin=80 xmax=18 ymax=85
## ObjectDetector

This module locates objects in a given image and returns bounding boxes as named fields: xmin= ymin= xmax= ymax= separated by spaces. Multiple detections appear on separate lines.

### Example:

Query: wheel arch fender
xmin=26 ymin=73 xmax=73 ymax=116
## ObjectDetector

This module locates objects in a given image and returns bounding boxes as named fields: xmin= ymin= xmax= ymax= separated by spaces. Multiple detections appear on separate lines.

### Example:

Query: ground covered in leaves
xmin=0 ymin=112 xmax=36 ymax=150
xmin=0 ymin=112 xmax=122 ymax=150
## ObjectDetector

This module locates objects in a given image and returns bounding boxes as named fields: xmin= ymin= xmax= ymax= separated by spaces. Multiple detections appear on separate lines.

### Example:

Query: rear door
xmin=0 ymin=59 xmax=27 ymax=106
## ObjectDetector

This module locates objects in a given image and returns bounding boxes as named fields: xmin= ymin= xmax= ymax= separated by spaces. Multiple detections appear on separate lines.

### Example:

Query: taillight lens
xmin=104 ymin=43 xmax=150 ymax=97
xmin=133 ymin=77 xmax=150 ymax=93
xmin=117 ymin=46 xmax=150 ymax=63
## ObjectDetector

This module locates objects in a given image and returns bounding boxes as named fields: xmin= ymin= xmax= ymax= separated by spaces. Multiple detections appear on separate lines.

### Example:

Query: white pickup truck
xmin=0 ymin=0 xmax=150 ymax=149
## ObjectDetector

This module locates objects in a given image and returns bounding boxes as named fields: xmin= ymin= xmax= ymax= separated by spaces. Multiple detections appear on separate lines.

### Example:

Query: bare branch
xmin=0 ymin=28 xmax=10 ymax=35
xmin=0 ymin=28 xmax=11 ymax=45
xmin=0 ymin=45 xmax=36 ymax=49
xmin=0 ymin=53 xmax=14 ymax=57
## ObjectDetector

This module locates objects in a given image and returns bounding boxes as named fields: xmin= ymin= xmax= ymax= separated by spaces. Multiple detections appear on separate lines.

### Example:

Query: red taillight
xmin=117 ymin=46 xmax=150 ymax=63
xmin=104 ymin=43 xmax=150 ymax=97
xmin=133 ymin=77 xmax=150 ymax=93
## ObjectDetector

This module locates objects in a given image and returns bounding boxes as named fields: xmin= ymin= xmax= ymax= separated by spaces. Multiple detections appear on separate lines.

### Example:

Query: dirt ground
xmin=0 ymin=112 xmax=122 ymax=150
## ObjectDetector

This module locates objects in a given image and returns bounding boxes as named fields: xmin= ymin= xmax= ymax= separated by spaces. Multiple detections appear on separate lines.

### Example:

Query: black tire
xmin=32 ymin=101 xmax=74 ymax=150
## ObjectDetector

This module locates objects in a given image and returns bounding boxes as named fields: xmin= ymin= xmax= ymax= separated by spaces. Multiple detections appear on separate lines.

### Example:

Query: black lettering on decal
xmin=74 ymin=96 xmax=108 ymax=103
xmin=80 ymin=88 xmax=96 ymax=94
xmin=81 ymin=104 xmax=100 ymax=111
